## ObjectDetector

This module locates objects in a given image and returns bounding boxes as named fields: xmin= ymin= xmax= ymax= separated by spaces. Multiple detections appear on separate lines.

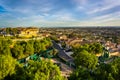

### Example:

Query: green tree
xmin=94 ymin=63 xmax=119 ymax=80
xmin=11 ymin=44 xmax=24 ymax=59
xmin=110 ymin=58 xmax=120 ymax=79
xmin=69 ymin=66 xmax=93 ymax=80
xmin=40 ymin=42 xmax=46 ymax=51
xmin=11 ymin=28 xmax=18 ymax=36
xmin=43 ymin=38 xmax=52 ymax=47
xmin=24 ymin=42 xmax=34 ymax=56
xmin=74 ymin=50 xmax=98 ymax=70
xmin=0 ymin=55 xmax=16 ymax=80
xmin=34 ymin=40 xmax=41 ymax=53
xmin=61 ymin=41 xmax=66 ymax=48
xmin=6 ymin=27 xmax=11 ymax=34
xmin=0 ymin=39 xmax=12 ymax=55
xmin=19 ymin=41 xmax=27 ymax=49
xmin=10 ymin=60 xmax=65 ymax=80
xmin=108 ymin=73 xmax=115 ymax=80
xmin=94 ymin=43 xmax=103 ymax=54
xmin=2 ymin=46 xmax=11 ymax=55
xmin=7 ymin=63 xmax=29 ymax=80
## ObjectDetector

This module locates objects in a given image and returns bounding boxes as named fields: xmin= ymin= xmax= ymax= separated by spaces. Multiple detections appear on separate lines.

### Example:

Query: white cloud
xmin=87 ymin=0 xmax=120 ymax=14
xmin=73 ymin=0 xmax=88 ymax=5
xmin=53 ymin=14 xmax=76 ymax=21
xmin=92 ymin=11 xmax=120 ymax=20
xmin=73 ymin=0 xmax=89 ymax=11
xmin=50 ymin=10 xmax=77 ymax=21
xmin=0 ymin=0 xmax=53 ymax=15
xmin=0 ymin=0 xmax=120 ymax=27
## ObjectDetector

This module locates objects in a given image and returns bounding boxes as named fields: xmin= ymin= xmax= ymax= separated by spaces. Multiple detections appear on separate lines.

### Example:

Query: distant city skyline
xmin=0 ymin=0 xmax=120 ymax=27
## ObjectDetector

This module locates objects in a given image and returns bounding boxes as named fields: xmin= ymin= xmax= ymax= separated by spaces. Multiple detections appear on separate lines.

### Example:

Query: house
xmin=42 ymin=33 xmax=51 ymax=37
xmin=59 ymin=35 xmax=67 ymax=40
xmin=18 ymin=27 xmax=39 ymax=37
xmin=0 ymin=28 xmax=6 ymax=35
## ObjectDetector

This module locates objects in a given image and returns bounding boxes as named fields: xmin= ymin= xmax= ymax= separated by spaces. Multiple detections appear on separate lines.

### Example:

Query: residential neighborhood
xmin=0 ymin=0 xmax=120 ymax=80
xmin=0 ymin=27 xmax=120 ymax=80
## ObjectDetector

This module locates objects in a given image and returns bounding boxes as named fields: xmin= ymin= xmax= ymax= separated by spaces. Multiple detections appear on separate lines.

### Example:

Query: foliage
xmin=61 ymin=41 xmax=66 ymax=48
xmin=34 ymin=40 xmax=41 ymax=53
xmin=52 ymin=49 xmax=58 ymax=56
xmin=11 ymin=44 xmax=24 ymax=59
xmin=0 ymin=55 xmax=16 ymax=80
xmin=0 ymin=38 xmax=60 ymax=80
xmin=0 ymin=39 xmax=12 ymax=55
xmin=0 ymin=54 xmax=63 ymax=80
xmin=24 ymin=42 xmax=34 ymax=56
xmin=72 ymin=43 xmax=103 ymax=56
xmin=74 ymin=50 xmax=98 ymax=70
xmin=5 ymin=27 xmax=18 ymax=35
xmin=10 ymin=38 xmax=54 ymax=59
xmin=69 ymin=66 xmax=93 ymax=80
xmin=51 ymin=36 xmax=59 ymax=43
xmin=70 ymin=43 xmax=120 ymax=80
xmin=10 ymin=60 xmax=65 ymax=80
xmin=70 ymin=58 xmax=120 ymax=80
xmin=34 ymin=38 xmax=52 ymax=53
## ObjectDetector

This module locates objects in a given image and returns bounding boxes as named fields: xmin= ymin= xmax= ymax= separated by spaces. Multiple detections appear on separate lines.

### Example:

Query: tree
xmin=40 ymin=42 xmax=46 ymax=51
xmin=10 ymin=60 xmax=65 ymax=80
xmin=74 ymin=50 xmax=98 ymax=70
xmin=6 ymin=27 xmax=11 ymax=34
xmin=50 ymin=36 xmax=59 ymax=43
xmin=72 ymin=43 xmax=103 ymax=57
xmin=11 ymin=28 xmax=18 ymax=36
xmin=43 ymin=38 xmax=52 ymax=47
xmin=34 ymin=38 xmax=52 ymax=54
xmin=0 ymin=55 xmax=16 ymax=80
xmin=34 ymin=40 xmax=41 ymax=53
xmin=52 ymin=49 xmax=58 ymax=56
xmin=110 ymin=58 xmax=120 ymax=79
xmin=108 ymin=73 xmax=115 ymax=80
xmin=19 ymin=41 xmax=27 ymax=49
xmin=72 ymin=46 xmax=85 ymax=57
xmin=24 ymin=42 xmax=34 ymax=56
xmin=7 ymin=63 xmax=29 ymax=80
xmin=2 ymin=46 xmax=11 ymax=55
xmin=0 ymin=39 xmax=12 ymax=55
xmin=69 ymin=66 xmax=93 ymax=80
xmin=11 ymin=44 xmax=24 ymax=59
xmin=93 ymin=43 xmax=103 ymax=54
xmin=61 ymin=41 xmax=66 ymax=48
xmin=93 ymin=62 xmax=119 ymax=80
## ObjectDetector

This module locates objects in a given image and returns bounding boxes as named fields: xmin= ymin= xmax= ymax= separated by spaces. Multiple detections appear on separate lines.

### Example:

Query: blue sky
xmin=0 ymin=0 xmax=120 ymax=27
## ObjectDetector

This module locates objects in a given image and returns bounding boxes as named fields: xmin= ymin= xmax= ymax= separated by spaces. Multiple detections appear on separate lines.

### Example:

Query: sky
xmin=0 ymin=0 xmax=120 ymax=27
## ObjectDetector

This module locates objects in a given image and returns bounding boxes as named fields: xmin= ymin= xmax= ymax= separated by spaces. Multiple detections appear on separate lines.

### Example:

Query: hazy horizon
xmin=0 ymin=0 xmax=120 ymax=27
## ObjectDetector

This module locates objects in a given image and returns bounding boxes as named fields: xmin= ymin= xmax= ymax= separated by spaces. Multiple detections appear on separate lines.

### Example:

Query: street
xmin=52 ymin=41 xmax=74 ymax=63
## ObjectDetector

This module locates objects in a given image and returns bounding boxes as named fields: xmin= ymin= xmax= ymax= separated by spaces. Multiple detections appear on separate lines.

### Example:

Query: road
xmin=52 ymin=41 xmax=74 ymax=64
xmin=12 ymin=37 xmax=44 ymax=42
xmin=51 ymin=58 xmax=73 ymax=77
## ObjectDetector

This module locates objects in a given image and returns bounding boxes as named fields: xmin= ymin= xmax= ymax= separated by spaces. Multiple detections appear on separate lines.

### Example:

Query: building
xmin=18 ymin=27 xmax=39 ymax=37
xmin=59 ymin=35 xmax=67 ymax=40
